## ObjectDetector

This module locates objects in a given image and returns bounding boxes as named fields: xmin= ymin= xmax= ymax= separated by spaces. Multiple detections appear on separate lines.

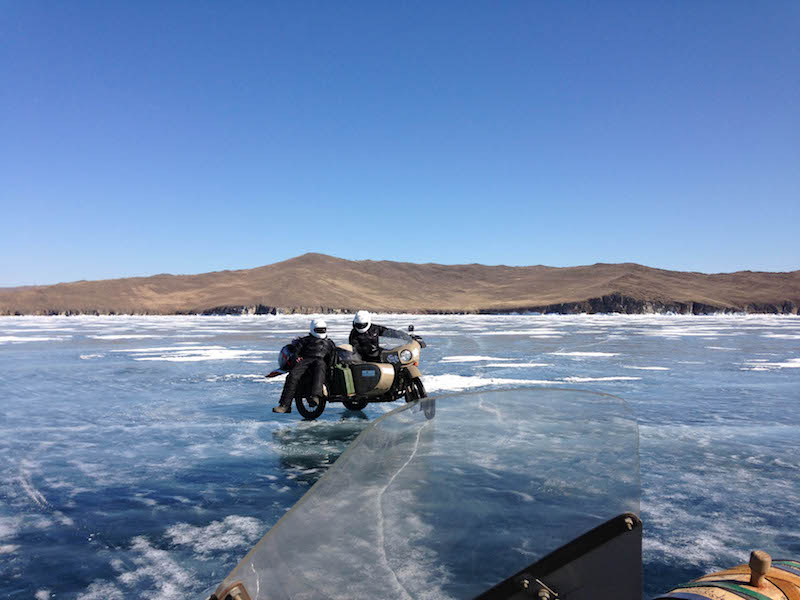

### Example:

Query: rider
xmin=349 ymin=310 xmax=392 ymax=362
xmin=273 ymin=318 xmax=336 ymax=413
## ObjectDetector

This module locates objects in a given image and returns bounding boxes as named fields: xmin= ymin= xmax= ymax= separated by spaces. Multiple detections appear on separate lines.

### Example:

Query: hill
xmin=1 ymin=254 xmax=798 ymax=315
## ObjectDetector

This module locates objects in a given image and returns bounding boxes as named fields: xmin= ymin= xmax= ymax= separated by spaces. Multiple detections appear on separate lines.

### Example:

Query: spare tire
xmin=278 ymin=344 xmax=297 ymax=371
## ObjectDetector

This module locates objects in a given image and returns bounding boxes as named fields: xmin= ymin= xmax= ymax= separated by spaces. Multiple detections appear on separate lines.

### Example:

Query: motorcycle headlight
xmin=399 ymin=349 xmax=413 ymax=363
xmin=387 ymin=353 xmax=400 ymax=364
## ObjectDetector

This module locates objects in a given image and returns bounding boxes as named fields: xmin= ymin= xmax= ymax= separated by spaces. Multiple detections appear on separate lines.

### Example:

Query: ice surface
xmin=0 ymin=313 xmax=798 ymax=599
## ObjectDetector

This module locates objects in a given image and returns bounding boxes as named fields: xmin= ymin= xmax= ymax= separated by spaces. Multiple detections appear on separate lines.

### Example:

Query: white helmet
xmin=353 ymin=310 xmax=371 ymax=333
xmin=310 ymin=318 xmax=328 ymax=339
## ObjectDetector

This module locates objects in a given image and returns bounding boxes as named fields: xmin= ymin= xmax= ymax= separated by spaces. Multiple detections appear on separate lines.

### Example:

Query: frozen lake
xmin=1 ymin=314 xmax=798 ymax=598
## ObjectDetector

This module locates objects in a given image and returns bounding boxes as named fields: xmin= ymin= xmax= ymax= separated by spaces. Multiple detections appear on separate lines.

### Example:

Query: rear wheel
xmin=295 ymin=396 xmax=326 ymax=420
xmin=342 ymin=397 xmax=368 ymax=411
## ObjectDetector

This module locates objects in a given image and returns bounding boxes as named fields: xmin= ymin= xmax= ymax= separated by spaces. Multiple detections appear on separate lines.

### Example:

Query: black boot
xmin=308 ymin=396 xmax=319 ymax=408
xmin=273 ymin=403 xmax=291 ymax=413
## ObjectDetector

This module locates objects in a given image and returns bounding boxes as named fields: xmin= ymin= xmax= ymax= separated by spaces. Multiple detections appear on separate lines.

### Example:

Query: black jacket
xmin=349 ymin=324 xmax=390 ymax=360
xmin=289 ymin=335 xmax=337 ymax=365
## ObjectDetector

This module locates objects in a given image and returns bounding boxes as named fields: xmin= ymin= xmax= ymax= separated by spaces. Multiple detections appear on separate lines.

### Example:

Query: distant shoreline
xmin=3 ymin=306 xmax=799 ymax=318
xmin=1 ymin=254 xmax=798 ymax=316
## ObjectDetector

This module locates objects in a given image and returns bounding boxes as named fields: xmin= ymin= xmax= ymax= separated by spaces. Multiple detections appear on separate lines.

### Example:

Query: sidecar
xmin=291 ymin=348 xmax=398 ymax=420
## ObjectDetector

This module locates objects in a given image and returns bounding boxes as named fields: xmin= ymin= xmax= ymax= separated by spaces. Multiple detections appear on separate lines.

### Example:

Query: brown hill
xmin=1 ymin=253 xmax=798 ymax=315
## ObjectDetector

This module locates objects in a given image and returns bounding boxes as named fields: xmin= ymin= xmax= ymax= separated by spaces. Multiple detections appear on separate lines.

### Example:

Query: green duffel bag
xmin=332 ymin=364 xmax=356 ymax=397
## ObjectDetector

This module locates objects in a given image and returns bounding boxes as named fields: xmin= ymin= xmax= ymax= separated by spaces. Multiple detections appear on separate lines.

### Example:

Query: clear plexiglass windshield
xmin=378 ymin=327 xmax=413 ymax=350
xmin=212 ymin=388 xmax=639 ymax=599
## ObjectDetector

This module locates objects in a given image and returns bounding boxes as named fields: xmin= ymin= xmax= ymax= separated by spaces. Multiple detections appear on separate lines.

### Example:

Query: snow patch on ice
xmin=639 ymin=327 xmax=738 ymax=338
xmin=257 ymin=328 xmax=307 ymax=334
xmin=0 ymin=544 xmax=20 ymax=554
xmin=485 ymin=362 xmax=553 ymax=368
xmin=548 ymin=351 xmax=619 ymax=357
xmin=167 ymin=515 xmax=264 ymax=555
xmin=116 ymin=345 xmax=213 ymax=353
xmin=3 ymin=327 xmax=75 ymax=332
xmin=73 ymin=532 xmax=200 ymax=598
xmin=80 ymin=354 xmax=105 ymax=360
xmin=0 ymin=336 xmax=70 ymax=343
xmin=132 ymin=495 xmax=158 ymax=507
xmin=561 ymin=376 xmax=641 ymax=383
xmin=424 ymin=374 xmax=561 ymax=393
xmin=116 ymin=345 xmax=274 ymax=362
xmin=440 ymin=356 xmax=512 ymax=363
xmin=477 ymin=329 xmax=563 ymax=336
xmin=206 ymin=373 xmax=268 ymax=382
xmin=741 ymin=358 xmax=800 ymax=371
xmin=89 ymin=334 xmax=161 ymax=340
xmin=76 ymin=581 xmax=125 ymax=600
xmin=623 ymin=366 xmax=670 ymax=371
xmin=0 ymin=516 xmax=22 ymax=540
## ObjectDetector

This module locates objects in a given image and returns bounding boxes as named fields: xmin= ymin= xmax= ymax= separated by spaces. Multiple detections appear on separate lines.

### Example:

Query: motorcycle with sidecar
xmin=267 ymin=326 xmax=428 ymax=420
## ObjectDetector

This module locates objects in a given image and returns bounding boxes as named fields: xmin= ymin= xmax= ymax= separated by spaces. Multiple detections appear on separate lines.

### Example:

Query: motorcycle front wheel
xmin=405 ymin=377 xmax=427 ymax=402
xmin=295 ymin=396 xmax=326 ymax=420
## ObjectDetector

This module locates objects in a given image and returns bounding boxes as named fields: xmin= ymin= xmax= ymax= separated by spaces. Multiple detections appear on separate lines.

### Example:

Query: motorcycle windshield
xmin=379 ymin=327 xmax=413 ymax=349
xmin=212 ymin=389 xmax=639 ymax=600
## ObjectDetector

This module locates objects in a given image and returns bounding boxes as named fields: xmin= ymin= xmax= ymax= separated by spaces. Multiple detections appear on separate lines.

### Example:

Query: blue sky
xmin=2 ymin=1 xmax=798 ymax=286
